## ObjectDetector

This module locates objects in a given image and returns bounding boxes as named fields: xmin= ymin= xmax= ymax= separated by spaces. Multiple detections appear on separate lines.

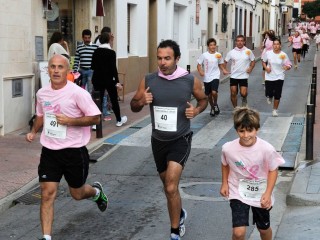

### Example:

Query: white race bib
xmin=153 ymin=106 xmax=178 ymax=132
xmin=44 ymin=112 xmax=67 ymax=139
xmin=238 ymin=179 xmax=267 ymax=201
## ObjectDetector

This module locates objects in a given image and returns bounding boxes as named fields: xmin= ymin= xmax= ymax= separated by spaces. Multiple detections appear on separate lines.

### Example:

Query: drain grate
xmin=129 ymin=126 xmax=143 ymax=129
xmin=291 ymin=122 xmax=304 ymax=125
xmin=13 ymin=186 xmax=41 ymax=205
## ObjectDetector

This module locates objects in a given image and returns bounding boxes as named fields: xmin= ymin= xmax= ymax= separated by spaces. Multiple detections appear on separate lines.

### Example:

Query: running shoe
xmin=92 ymin=182 xmax=109 ymax=212
xmin=294 ymin=65 xmax=298 ymax=69
xmin=210 ymin=108 xmax=215 ymax=117
xmin=272 ymin=109 xmax=278 ymax=117
xmin=92 ymin=125 xmax=96 ymax=131
xmin=267 ymin=97 xmax=272 ymax=105
xmin=241 ymin=97 xmax=247 ymax=107
xmin=170 ymin=233 xmax=181 ymax=240
xmin=213 ymin=105 xmax=220 ymax=115
xmin=116 ymin=116 xmax=128 ymax=127
xmin=179 ymin=208 xmax=187 ymax=237
xmin=103 ymin=116 xmax=112 ymax=121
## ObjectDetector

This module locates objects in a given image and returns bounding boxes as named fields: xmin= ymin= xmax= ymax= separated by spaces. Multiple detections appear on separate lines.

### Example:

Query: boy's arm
xmin=220 ymin=164 xmax=230 ymax=197
xmin=197 ymin=63 xmax=205 ymax=77
xmin=260 ymin=169 xmax=278 ymax=209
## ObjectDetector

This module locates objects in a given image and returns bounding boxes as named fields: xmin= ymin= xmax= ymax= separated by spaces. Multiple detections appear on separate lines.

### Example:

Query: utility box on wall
xmin=1 ymin=75 xmax=35 ymax=135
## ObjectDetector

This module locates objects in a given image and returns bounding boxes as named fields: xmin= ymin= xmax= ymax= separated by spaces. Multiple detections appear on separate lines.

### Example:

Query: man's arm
xmin=130 ymin=78 xmax=153 ymax=112
xmin=26 ymin=115 xmax=44 ymax=142
xmin=55 ymin=114 xmax=100 ymax=126
xmin=185 ymin=77 xmax=208 ymax=119
xmin=197 ymin=63 xmax=204 ymax=77
xmin=246 ymin=60 xmax=255 ymax=74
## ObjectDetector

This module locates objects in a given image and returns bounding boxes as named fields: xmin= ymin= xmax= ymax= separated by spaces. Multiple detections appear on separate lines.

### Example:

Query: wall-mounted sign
xmin=282 ymin=6 xmax=288 ymax=13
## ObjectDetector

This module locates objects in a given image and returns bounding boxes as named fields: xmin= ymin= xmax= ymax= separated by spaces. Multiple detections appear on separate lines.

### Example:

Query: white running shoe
xmin=116 ymin=116 xmax=127 ymax=127
xmin=272 ymin=109 xmax=278 ymax=117
xmin=179 ymin=208 xmax=187 ymax=237
xmin=170 ymin=233 xmax=181 ymax=240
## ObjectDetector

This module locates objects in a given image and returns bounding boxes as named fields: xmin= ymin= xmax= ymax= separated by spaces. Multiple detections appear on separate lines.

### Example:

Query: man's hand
xmin=265 ymin=67 xmax=272 ymax=73
xmin=185 ymin=102 xmax=199 ymax=119
xmin=55 ymin=113 xmax=69 ymax=126
xmin=26 ymin=132 xmax=36 ymax=143
xmin=143 ymin=87 xmax=153 ymax=105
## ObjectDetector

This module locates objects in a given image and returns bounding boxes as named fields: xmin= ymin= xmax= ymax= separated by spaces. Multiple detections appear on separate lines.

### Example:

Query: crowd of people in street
xmin=27 ymin=19 xmax=320 ymax=240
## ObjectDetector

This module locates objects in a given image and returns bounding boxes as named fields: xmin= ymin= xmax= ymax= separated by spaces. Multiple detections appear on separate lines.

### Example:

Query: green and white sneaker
xmin=92 ymin=182 xmax=109 ymax=212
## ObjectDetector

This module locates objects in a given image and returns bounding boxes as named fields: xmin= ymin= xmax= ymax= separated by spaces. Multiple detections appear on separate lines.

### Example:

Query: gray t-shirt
xmin=145 ymin=72 xmax=194 ymax=141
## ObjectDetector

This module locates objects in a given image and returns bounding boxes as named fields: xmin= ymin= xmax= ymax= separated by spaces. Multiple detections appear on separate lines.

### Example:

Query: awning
xmin=96 ymin=0 xmax=105 ymax=17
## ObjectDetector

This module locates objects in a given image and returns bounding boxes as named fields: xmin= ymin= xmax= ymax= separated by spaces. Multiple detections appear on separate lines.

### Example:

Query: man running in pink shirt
xmin=26 ymin=55 xmax=108 ymax=240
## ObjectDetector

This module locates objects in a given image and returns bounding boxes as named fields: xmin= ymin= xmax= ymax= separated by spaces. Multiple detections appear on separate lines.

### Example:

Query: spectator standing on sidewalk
xmin=130 ymin=39 xmax=208 ymax=240
xmin=73 ymin=29 xmax=98 ymax=93
xmin=94 ymin=26 xmax=114 ymax=49
xmin=220 ymin=107 xmax=285 ymax=240
xmin=47 ymin=32 xmax=70 ymax=59
xmin=288 ymin=31 xmax=303 ymax=69
xmin=287 ymin=20 xmax=293 ymax=36
xmin=224 ymin=35 xmax=255 ymax=108
xmin=197 ymin=38 xmax=229 ymax=117
xmin=91 ymin=32 xmax=127 ymax=127
xmin=262 ymin=38 xmax=292 ymax=117
xmin=25 ymin=55 xmax=108 ymax=240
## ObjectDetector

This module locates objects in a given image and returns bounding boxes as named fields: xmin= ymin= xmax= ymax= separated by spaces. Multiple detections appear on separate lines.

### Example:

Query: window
xmin=221 ymin=3 xmax=228 ymax=33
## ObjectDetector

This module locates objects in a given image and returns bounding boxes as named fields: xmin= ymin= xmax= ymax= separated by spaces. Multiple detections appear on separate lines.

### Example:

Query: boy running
xmin=197 ymin=38 xmax=229 ymax=116
xmin=220 ymin=107 xmax=285 ymax=240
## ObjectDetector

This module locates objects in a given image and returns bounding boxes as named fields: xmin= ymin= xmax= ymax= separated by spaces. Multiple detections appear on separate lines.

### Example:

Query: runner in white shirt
xmin=262 ymin=38 xmax=292 ymax=117
xmin=197 ymin=38 xmax=229 ymax=116
xmin=225 ymin=35 xmax=255 ymax=108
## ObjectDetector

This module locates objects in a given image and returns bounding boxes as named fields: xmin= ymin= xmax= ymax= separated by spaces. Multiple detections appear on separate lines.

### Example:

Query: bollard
xmin=306 ymin=104 xmax=314 ymax=160
xmin=313 ymin=66 xmax=317 ymax=75
xmin=92 ymin=91 xmax=103 ymax=138
xmin=187 ymin=65 xmax=190 ymax=74
xmin=312 ymin=73 xmax=317 ymax=94
xmin=311 ymin=83 xmax=316 ymax=109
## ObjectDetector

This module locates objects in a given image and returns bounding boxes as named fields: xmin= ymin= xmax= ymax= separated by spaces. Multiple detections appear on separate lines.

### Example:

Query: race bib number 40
xmin=153 ymin=106 xmax=178 ymax=132
xmin=238 ymin=179 xmax=267 ymax=201
xmin=44 ymin=112 xmax=67 ymax=139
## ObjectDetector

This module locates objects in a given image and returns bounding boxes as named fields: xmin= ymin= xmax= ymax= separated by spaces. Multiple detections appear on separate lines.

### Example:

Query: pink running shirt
xmin=221 ymin=137 xmax=285 ymax=207
xmin=36 ymin=81 xmax=101 ymax=150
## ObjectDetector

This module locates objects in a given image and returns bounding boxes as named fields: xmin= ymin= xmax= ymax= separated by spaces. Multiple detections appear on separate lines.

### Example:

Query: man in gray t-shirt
xmin=130 ymin=40 xmax=208 ymax=240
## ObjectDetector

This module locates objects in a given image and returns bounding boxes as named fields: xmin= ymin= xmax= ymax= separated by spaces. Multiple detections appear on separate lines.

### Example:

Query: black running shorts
xmin=38 ymin=146 xmax=90 ymax=188
xmin=151 ymin=132 xmax=193 ymax=173
xmin=230 ymin=78 xmax=248 ymax=87
xmin=204 ymin=79 xmax=220 ymax=95
xmin=230 ymin=199 xmax=271 ymax=230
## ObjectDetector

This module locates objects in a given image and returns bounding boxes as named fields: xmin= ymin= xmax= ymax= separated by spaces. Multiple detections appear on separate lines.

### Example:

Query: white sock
xmin=43 ymin=235 xmax=51 ymax=240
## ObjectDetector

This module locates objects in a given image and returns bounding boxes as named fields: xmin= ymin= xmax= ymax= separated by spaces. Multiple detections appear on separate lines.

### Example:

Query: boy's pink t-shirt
xmin=221 ymin=137 xmax=285 ymax=207
xmin=292 ymin=36 xmax=302 ymax=49
xmin=36 ymin=81 xmax=101 ymax=150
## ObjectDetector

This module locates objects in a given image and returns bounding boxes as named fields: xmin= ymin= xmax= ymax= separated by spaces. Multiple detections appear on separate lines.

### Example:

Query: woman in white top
xmin=315 ymin=32 xmax=320 ymax=51
xmin=48 ymin=32 xmax=70 ymax=59
xmin=262 ymin=38 xmax=292 ymax=117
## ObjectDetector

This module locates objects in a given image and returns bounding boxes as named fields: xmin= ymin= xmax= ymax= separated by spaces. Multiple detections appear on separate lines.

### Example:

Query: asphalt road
xmin=0 ymin=40 xmax=316 ymax=240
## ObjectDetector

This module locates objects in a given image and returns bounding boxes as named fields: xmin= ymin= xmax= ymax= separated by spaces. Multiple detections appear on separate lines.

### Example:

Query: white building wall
xmin=0 ymin=0 xmax=45 ymax=135
xmin=115 ymin=0 xmax=148 ymax=58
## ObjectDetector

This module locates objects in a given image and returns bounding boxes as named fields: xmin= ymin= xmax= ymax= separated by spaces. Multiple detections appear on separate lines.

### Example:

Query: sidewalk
xmin=0 ymin=91 xmax=149 ymax=213
xmin=273 ymin=46 xmax=320 ymax=239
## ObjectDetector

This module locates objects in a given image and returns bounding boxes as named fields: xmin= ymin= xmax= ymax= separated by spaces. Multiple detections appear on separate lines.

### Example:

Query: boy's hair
xmin=157 ymin=39 xmax=181 ymax=59
xmin=207 ymin=38 xmax=217 ymax=46
xmin=233 ymin=107 xmax=260 ymax=130
xmin=82 ymin=29 xmax=92 ymax=37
